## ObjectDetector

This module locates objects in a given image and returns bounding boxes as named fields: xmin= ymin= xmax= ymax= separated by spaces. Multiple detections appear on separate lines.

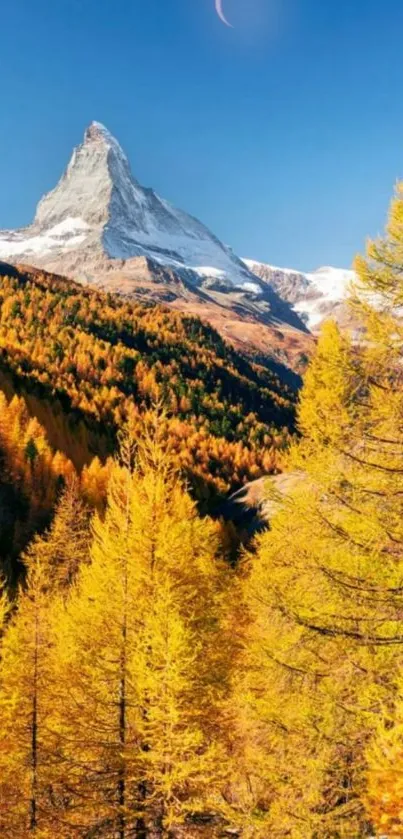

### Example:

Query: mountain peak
xmin=83 ymin=121 xmax=121 ymax=149
xmin=0 ymin=122 xmax=291 ymax=307
xmin=86 ymin=120 xmax=109 ymax=134
xmin=31 ymin=121 xmax=139 ymax=232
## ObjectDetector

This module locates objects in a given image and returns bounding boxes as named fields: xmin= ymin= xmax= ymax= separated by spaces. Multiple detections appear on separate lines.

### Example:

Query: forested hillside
xmin=2 ymin=182 xmax=403 ymax=837
xmin=0 ymin=263 xmax=294 ymax=498
xmin=0 ymin=261 xmax=295 ymax=583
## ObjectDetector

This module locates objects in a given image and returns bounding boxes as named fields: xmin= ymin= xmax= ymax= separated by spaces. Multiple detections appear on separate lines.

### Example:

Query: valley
xmin=0 ymin=123 xmax=400 ymax=839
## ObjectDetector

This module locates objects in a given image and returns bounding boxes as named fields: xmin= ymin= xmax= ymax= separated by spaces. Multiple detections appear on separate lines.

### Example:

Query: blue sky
xmin=1 ymin=0 xmax=403 ymax=271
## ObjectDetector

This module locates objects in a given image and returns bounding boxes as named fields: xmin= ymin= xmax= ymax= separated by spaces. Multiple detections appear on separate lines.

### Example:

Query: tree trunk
xmin=118 ymin=630 xmax=126 ymax=839
xmin=30 ymin=611 xmax=39 ymax=831
xmin=118 ymin=546 xmax=128 ymax=839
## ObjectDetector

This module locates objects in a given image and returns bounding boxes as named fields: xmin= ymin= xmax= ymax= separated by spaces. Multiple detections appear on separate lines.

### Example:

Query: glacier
xmin=243 ymin=259 xmax=356 ymax=331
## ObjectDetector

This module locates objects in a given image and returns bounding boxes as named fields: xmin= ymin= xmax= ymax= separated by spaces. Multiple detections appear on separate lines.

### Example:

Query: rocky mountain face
xmin=11 ymin=122 xmax=252 ymax=284
xmin=0 ymin=121 xmax=263 ymax=290
xmin=0 ymin=122 xmax=314 ymax=372
xmin=244 ymin=259 xmax=356 ymax=332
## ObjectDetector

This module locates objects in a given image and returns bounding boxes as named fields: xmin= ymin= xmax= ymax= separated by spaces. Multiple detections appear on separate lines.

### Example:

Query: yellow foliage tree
xmin=50 ymin=426 xmax=232 ymax=836
xmin=225 ymin=561 xmax=331 ymax=838
xmin=232 ymin=181 xmax=403 ymax=836
xmin=24 ymin=476 xmax=91 ymax=590
xmin=0 ymin=550 xmax=55 ymax=837
xmin=365 ymin=685 xmax=403 ymax=838
xmin=0 ymin=476 xmax=91 ymax=836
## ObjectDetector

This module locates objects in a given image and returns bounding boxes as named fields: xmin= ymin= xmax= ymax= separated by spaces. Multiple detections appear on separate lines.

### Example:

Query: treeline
xmin=0 ymin=263 xmax=295 ymax=501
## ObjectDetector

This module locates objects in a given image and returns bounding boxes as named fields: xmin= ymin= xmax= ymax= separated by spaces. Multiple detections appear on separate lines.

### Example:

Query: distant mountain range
xmin=243 ymin=260 xmax=355 ymax=332
xmin=0 ymin=122 xmax=354 ymax=367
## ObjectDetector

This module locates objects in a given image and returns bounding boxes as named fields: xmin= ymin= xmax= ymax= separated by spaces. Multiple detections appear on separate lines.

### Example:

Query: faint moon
xmin=215 ymin=0 xmax=233 ymax=27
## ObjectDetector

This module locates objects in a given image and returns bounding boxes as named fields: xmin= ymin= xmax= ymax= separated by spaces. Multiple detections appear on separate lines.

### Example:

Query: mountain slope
xmin=244 ymin=259 xmax=355 ymax=331
xmin=0 ymin=261 xmax=296 ymax=503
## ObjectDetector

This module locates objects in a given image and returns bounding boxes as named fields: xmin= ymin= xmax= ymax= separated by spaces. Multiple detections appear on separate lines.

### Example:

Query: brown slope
xmin=18 ymin=254 xmax=313 ymax=379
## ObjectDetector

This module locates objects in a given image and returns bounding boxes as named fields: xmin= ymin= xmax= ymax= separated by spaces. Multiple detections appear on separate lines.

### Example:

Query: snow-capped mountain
xmin=244 ymin=259 xmax=356 ymax=331
xmin=0 ymin=122 xmax=257 ymax=290
xmin=0 ymin=120 xmax=311 ymax=362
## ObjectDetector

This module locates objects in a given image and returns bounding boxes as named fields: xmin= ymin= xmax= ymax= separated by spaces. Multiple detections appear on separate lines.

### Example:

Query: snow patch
xmin=0 ymin=217 xmax=90 ymax=257
xmin=242 ymin=282 xmax=263 ymax=294
xmin=306 ymin=266 xmax=355 ymax=302
xmin=243 ymin=258 xmax=304 ymax=277
xmin=49 ymin=217 xmax=90 ymax=235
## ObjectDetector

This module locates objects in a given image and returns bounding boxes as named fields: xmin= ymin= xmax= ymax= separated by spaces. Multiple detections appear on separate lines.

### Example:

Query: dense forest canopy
xmin=0 ymin=262 xmax=296 ymax=581
xmin=0 ymin=263 xmax=295 ymax=496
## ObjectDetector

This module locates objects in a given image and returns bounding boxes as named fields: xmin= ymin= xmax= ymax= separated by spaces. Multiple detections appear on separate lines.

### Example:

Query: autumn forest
xmin=2 ymin=182 xmax=403 ymax=838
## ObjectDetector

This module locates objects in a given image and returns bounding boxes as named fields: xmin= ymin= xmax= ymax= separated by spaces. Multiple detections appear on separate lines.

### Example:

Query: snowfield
xmin=244 ymin=259 xmax=356 ymax=330
xmin=0 ymin=217 xmax=90 ymax=257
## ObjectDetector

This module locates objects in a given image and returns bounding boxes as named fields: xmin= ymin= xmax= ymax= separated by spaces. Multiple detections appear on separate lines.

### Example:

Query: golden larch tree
xmin=51 ymin=426 xmax=232 ymax=837
xmin=0 ymin=549 xmax=56 ymax=836
xmin=233 ymin=181 xmax=403 ymax=836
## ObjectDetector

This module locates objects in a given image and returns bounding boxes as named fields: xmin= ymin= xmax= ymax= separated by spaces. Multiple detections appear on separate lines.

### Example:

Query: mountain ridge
xmin=244 ymin=258 xmax=355 ymax=331
xmin=0 ymin=122 xmax=313 ymax=371
xmin=0 ymin=122 xmax=257 ymax=289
